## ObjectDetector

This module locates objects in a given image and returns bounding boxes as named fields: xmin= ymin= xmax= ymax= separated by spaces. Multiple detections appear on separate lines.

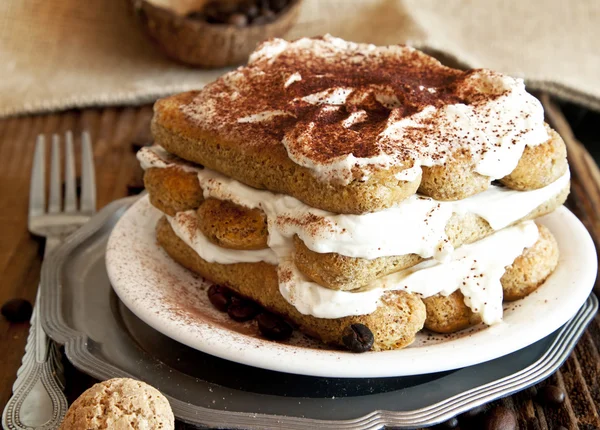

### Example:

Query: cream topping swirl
xmin=184 ymin=35 xmax=550 ymax=185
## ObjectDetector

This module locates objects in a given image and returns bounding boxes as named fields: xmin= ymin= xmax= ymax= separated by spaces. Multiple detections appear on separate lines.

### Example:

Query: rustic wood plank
xmin=532 ymin=397 xmax=550 ymax=430
xmin=531 ymin=372 xmax=577 ymax=429
xmin=575 ymin=331 xmax=600 ymax=407
xmin=561 ymin=354 xmax=600 ymax=427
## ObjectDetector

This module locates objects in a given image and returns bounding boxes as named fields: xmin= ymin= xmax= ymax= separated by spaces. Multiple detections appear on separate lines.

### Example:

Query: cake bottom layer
xmin=423 ymin=224 xmax=559 ymax=333
xmin=156 ymin=216 xmax=427 ymax=351
xmin=157 ymin=217 xmax=559 ymax=350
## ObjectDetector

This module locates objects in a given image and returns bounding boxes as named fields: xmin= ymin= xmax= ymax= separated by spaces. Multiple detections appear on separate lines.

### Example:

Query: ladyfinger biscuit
xmin=145 ymin=124 xmax=567 ymax=217
xmin=500 ymin=126 xmax=568 ymax=191
xmin=423 ymin=224 xmax=558 ymax=333
xmin=152 ymin=104 xmax=421 ymax=216
xmin=418 ymin=150 xmax=491 ymax=201
xmin=151 ymin=36 xmax=561 ymax=214
xmin=144 ymin=166 xmax=203 ymax=216
xmin=502 ymin=223 xmax=559 ymax=301
xmin=294 ymin=185 xmax=568 ymax=290
xmin=423 ymin=291 xmax=482 ymax=334
xmin=196 ymin=198 xmax=268 ymax=250
xmin=156 ymin=217 xmax=426 ymax=351
xmin=418 ymin=129 xmax=567 ymax=201
xmin=419 ymin=124 xmax=569 ymax=201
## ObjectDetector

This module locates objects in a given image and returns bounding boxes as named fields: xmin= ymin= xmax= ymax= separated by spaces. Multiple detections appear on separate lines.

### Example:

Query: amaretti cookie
xmin=135 ymin=35 xmax=570 ymax=351
xmin=59 ymin=378 xmax=174 ymax=430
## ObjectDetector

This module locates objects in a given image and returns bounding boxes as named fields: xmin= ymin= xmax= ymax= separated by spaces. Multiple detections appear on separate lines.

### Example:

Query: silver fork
xmin=2 ymin=131 xmax=96 ymax=430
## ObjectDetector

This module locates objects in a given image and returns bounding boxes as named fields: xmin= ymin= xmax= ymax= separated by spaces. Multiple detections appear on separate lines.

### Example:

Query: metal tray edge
xmin=40 ymin=196 xmax=600 ymax=429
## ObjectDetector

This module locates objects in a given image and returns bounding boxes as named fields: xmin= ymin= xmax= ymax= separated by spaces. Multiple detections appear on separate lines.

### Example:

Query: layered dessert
xmin=137 ymin=35 xmax=569 ymax=352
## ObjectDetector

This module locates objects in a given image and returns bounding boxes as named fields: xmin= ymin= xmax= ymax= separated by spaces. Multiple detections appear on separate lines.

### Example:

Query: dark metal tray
xmin=40 ymin=196 xmax=599 ymax=429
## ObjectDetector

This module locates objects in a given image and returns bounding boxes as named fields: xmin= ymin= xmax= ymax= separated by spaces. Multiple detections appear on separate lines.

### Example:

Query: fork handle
xmin=2 ymin=238 xmax=69 ymax=429
xmin=2 ymin=296 xmax=68 ymax=430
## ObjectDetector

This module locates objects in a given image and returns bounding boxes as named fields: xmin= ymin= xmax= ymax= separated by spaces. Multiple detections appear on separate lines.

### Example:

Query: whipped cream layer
xmin=139 ymin=146 xmax=568 ymax=261
xmin=167 ymin=211 xmax=278 ymax=265
xmin=139 ymin=146 xmax=559 ymax=323
xmin=279 ymin=221 xmax=539 ymax=323
xmin=181 ymin=35 xmax=549 ymax=185
xmin=138 ymin=145 xmax=201 ymax=173
xmin=165 ymin=201 xmax=538 ymax=323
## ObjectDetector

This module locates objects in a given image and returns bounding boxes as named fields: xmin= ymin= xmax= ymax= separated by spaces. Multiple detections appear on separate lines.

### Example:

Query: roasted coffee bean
xmin=1 ymin=298 xmax=33 ymax=323
xmin=228 ymin=297 xmax=260 ymax=322
xmin=227 ymin=13 xmax=248 ymax=26
xmin=238 ymin=1 xmax=259 ymax=16
xmin=555 ymin=426 xmax=568 ymax=430
xmin=538 ymin=385 xmax=565 ymax=405
xmin=207 ymin=285 xmax=232 ymax=312
xmin=342 ymin=323 xmax=374 ymax=352
xmin=483 ymin=406 xmax=516 ymax=430
xmin=257 ymin=312 xmax=293 ymax=340
xmin=189 ymin=0 xmax=285 ymax=26
xmin=442 ymin=417 xmax=459 ymax=428
xmin=243 ymin=4 xmax=259 ymax=18
xmin=269 ymin=0 xmax=289 ymax=12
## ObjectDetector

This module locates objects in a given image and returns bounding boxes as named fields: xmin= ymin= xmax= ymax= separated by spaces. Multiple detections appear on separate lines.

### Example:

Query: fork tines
xmin=29 ymin=131 xmax=96 ymax=219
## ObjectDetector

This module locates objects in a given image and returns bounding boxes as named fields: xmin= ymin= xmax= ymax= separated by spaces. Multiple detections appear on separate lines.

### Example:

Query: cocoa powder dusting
xmin=178 ymin=36 xmax=509 ymax=168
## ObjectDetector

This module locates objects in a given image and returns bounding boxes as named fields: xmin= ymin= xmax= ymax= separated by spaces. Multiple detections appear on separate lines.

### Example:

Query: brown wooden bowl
xmin=129 ymin=0 xmax=303 ymax=68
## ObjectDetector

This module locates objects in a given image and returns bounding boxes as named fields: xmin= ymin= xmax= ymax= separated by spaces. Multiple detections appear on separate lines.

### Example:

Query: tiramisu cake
xmin=137 ymin=35 xmax=569 ymax=352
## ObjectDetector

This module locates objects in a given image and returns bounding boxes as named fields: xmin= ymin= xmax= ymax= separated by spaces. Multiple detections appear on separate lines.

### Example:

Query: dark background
xmin=562 ymin=102 xmax=599 ymax=161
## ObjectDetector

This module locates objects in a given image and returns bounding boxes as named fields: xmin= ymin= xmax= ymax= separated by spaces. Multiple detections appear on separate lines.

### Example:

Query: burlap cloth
xmin=1 ymin=0 xmax=598 ymax=118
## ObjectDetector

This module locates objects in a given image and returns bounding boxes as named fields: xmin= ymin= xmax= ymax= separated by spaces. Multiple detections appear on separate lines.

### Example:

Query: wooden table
xmin=0 ymin=100 xmax=598 ymax=429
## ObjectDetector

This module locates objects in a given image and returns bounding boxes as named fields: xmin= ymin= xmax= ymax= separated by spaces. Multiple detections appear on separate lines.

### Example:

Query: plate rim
xmin=104 ymin=196 xmax=597 ymax=378
xmin=40 ymin=196 xmax=599 ymax=429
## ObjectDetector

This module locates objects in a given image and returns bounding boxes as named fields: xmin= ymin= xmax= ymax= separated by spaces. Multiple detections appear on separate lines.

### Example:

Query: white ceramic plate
xmin=106 ymin=196 xmax=597 ymax=378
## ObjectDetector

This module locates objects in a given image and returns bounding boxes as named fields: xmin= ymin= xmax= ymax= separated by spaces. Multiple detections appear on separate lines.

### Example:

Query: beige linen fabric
xmin=1 ymin=0 xmax=598 ymax=118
